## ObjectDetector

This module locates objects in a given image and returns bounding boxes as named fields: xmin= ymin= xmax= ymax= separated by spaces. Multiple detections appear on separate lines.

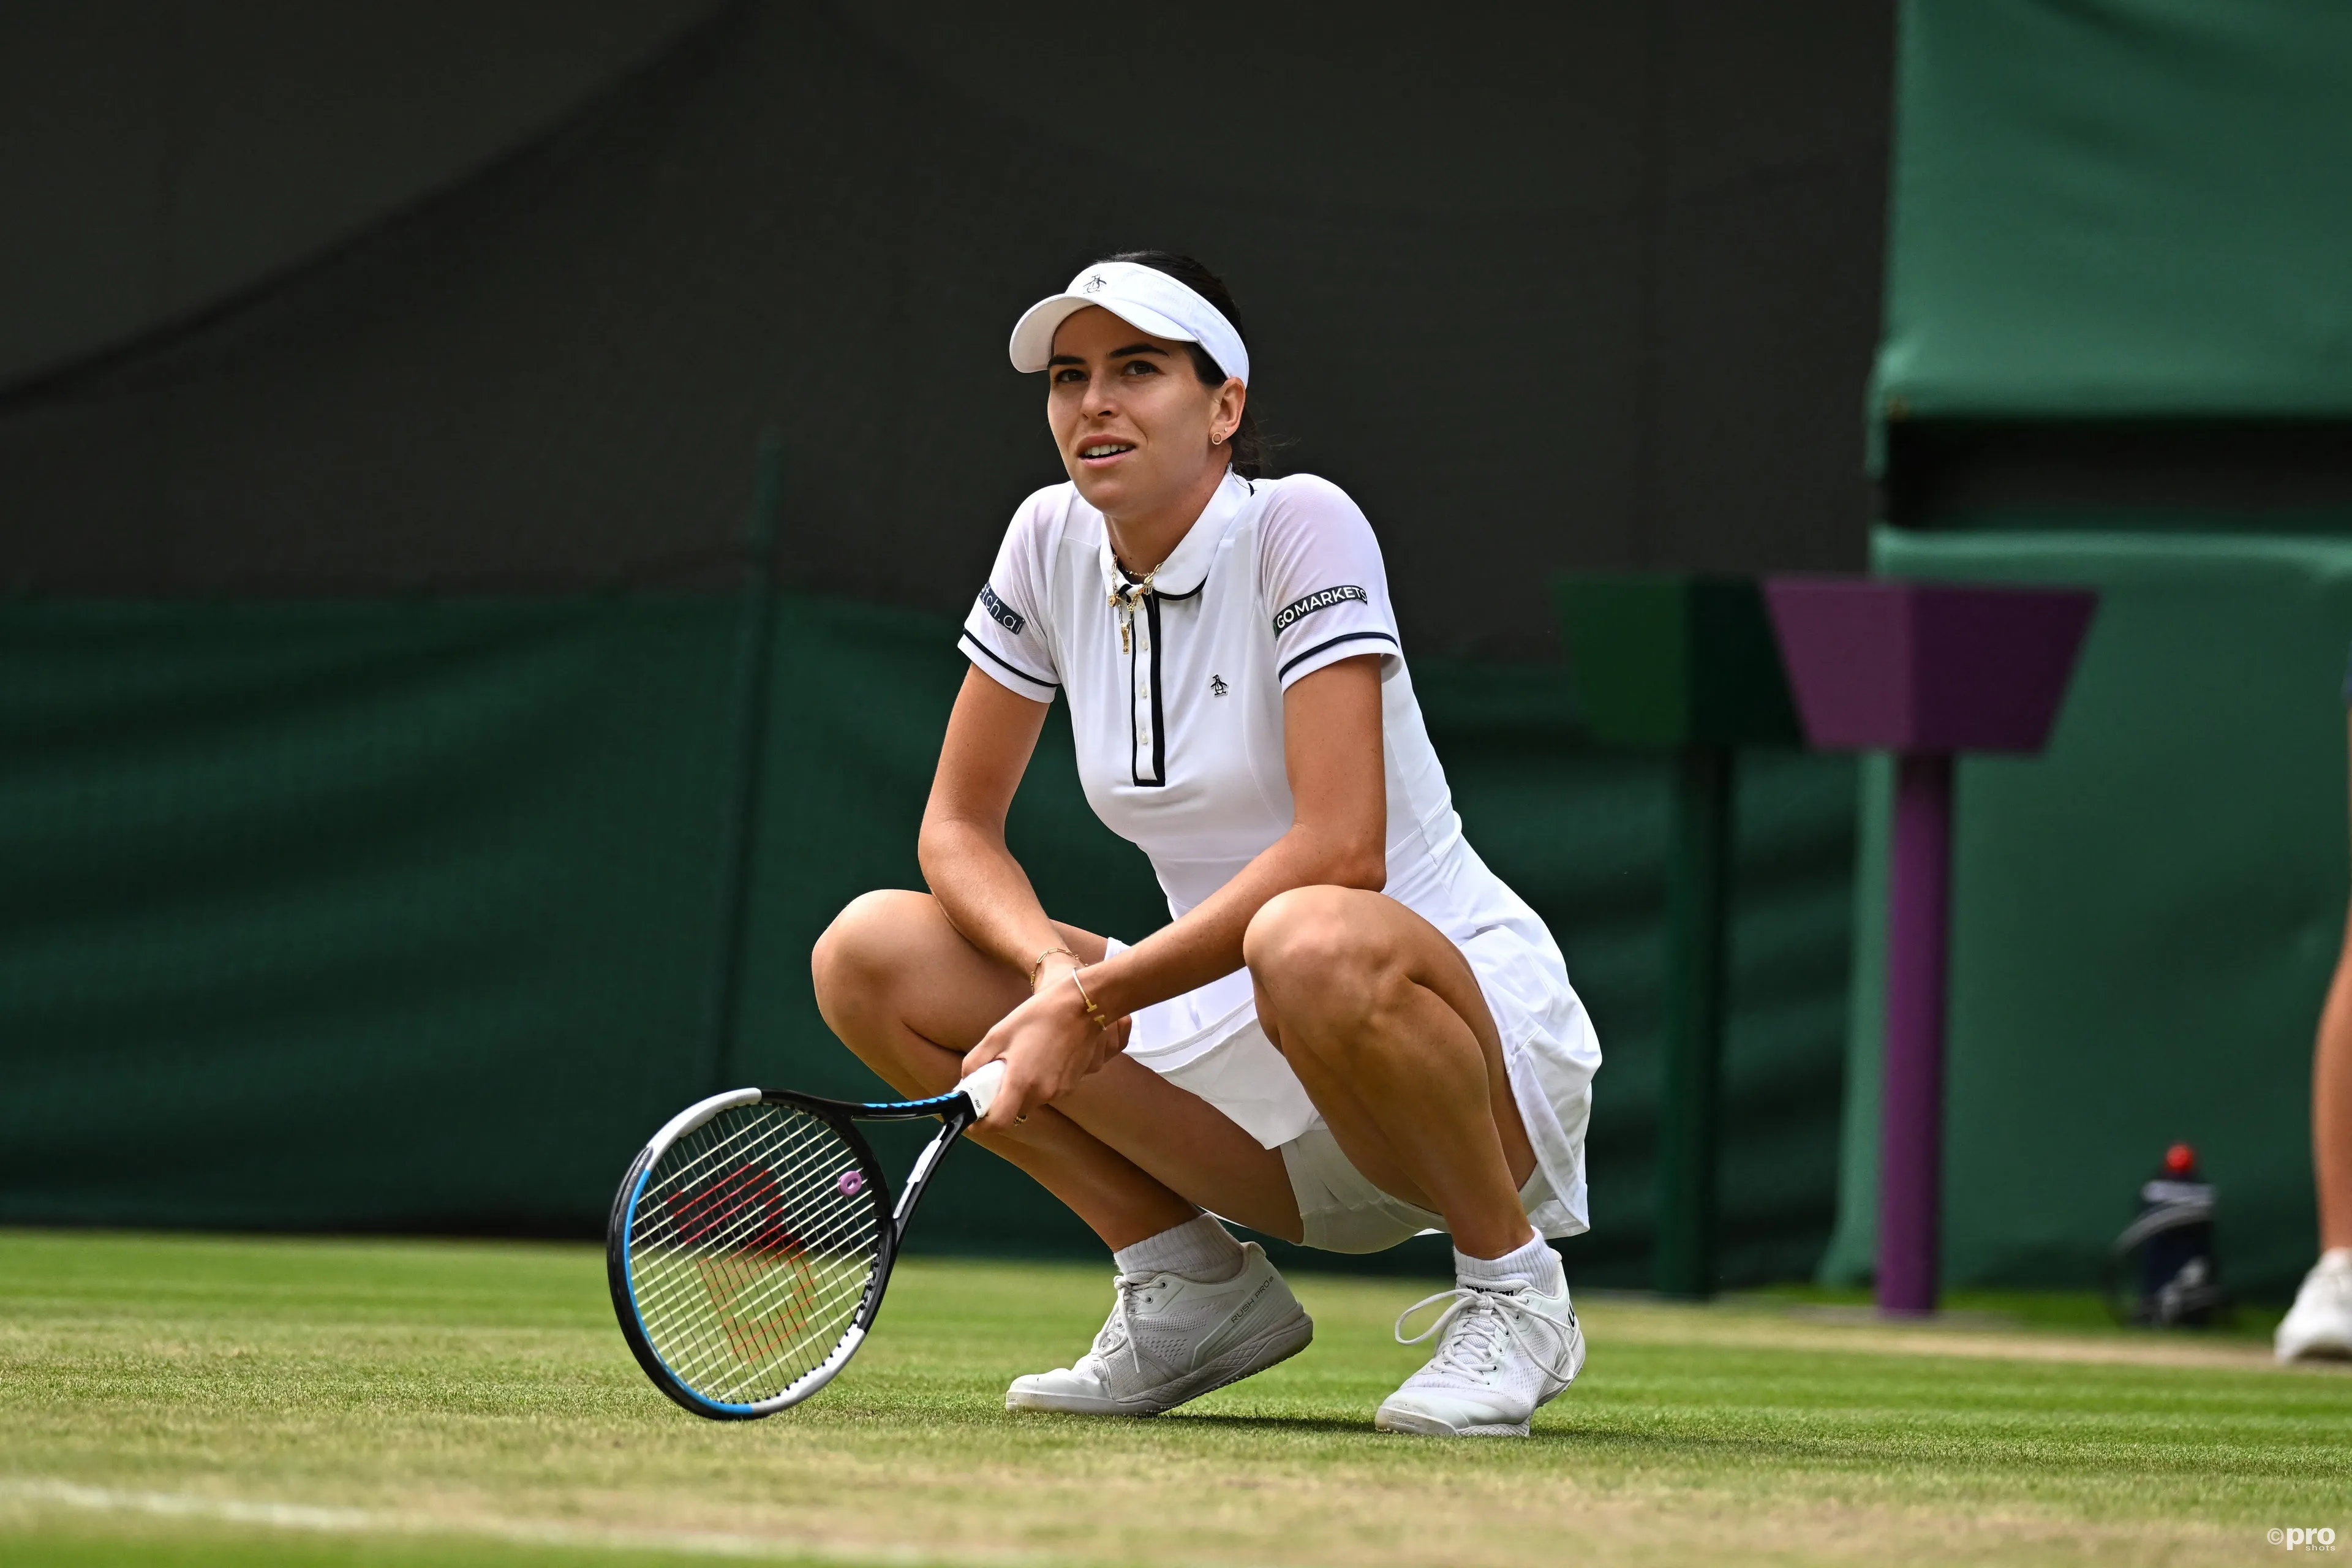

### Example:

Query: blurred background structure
xmin=1822 ymin=0 xmax=2352 ymax=1302
xmin=2 ymin=0 xmax=2346 ymax=1300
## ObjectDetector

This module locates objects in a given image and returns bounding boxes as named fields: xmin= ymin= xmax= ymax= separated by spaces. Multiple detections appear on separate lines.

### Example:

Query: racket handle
xmin=956 ymin=1060 xmax=1008 ymax=1117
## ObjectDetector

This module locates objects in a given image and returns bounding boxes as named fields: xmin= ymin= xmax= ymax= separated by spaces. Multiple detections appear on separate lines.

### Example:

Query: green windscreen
xmin=1875 ymin=0 xmax=2352 ymax=423
xmin=0 ymin=594 xmax=1856 ymax=1287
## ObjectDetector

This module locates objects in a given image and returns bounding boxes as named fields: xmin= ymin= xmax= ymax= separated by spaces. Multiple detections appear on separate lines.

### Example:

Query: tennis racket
xmin=606 ymin=1060 xmax=1006 ymax=1420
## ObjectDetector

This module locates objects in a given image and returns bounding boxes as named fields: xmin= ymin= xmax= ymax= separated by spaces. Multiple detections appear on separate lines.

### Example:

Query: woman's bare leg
xmin=810 ymin=890 xmax=1299 ymax=1247
xmin=2315 ymin=920 xmax=2352 ymax=1251
xmin=2318 ymin=719 xmax=2352 ymax=1253
xmin=1245 ymin=886 xmax=1540 ymax=1260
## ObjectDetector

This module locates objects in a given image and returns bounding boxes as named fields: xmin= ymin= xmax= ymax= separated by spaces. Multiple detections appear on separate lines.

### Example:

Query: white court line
xmin=0 ymin=1476 xmax=1036 ymax=1566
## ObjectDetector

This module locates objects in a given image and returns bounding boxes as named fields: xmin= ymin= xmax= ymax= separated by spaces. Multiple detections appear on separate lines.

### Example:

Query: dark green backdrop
xmin=1876 ymin=0 xmax=2352 ymax=426
xmin=0 ymin=594 xmax=1855 ymax=1287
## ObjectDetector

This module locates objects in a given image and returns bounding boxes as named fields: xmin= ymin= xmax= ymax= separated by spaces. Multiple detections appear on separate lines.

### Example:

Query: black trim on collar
xmin=1114 ymin=561 xmax=1207 ymax=603
xmin=960 ymin=630 xmax=1059 ymax=692
xmin=1276 ymin=629 xmax=1398 ymax=681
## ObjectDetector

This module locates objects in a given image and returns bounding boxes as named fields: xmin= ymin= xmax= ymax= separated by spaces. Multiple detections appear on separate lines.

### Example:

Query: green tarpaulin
xmin=1875 ymin=0 xmax=2352 ymax=424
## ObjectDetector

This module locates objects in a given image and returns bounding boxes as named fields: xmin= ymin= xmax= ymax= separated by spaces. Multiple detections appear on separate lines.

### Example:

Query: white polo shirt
xmin=959 ymin=469 xmax=1599 ymax=1234
xmin=961 ymin=470 xmax=1443 ymax=914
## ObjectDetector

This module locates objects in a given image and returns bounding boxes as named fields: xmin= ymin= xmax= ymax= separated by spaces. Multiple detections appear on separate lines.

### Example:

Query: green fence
xmin=0 ymin=593 xmax=1856 ymax=1286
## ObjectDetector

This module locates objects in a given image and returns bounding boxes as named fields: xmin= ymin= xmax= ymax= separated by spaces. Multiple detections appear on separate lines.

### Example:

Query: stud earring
xmin=1212 ymin=429 xmax=1226 ymax=445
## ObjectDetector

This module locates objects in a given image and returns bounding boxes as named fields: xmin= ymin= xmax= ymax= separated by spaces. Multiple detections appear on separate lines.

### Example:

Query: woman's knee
xmin=1245 ymin=887 xmax=1401 ymax=1028
xmin=810 ymin=888 xmax=932 ymax=1023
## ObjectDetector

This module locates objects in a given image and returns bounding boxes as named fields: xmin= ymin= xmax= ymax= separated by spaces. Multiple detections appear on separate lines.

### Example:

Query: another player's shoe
xmin=1005 ymin=1242 xmax=1314 ymax=1416
xmin=1376 ymin=1256 xmax=1584 ymax=1438
xmin=2275 ymin=1250 xmax=2352 ymax=1363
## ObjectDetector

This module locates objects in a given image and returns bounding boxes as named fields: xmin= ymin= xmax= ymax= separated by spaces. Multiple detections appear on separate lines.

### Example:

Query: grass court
xmin=2 ymin=1228 xmax=2345 ymax=1566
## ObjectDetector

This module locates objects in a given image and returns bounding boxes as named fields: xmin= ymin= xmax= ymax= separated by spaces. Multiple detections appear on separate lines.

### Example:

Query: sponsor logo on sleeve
xmin=978 ymin=583 xmax=1027 ymax=636
xmin=1271 ymin=584 xmax=1368 ymax=635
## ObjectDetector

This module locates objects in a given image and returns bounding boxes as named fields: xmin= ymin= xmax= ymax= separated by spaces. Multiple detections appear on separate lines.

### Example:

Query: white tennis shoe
xmin=1375 ymin=1267 xmax=1584 ymax=1438
xmin=2275 ymin=1250 xmax=2352 ymax=1363
xmin=1005 ymin=1242 xmax=1314 ymax=1417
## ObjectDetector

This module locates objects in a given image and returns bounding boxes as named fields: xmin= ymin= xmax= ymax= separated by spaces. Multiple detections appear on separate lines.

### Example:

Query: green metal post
xmin=1557 ymin=573 xmax=1796 ymax=1300
xmin=1655 ymin=741 xmax=1732 ymax=1298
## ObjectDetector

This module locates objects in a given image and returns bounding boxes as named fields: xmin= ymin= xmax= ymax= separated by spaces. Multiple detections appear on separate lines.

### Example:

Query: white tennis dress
xmin=959 ymin=469 xmax=1600 ymax=1243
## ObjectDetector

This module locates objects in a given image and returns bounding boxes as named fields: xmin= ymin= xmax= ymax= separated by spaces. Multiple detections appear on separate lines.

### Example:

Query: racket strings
xmin=631 ymin=1116 xmax=877 ymax=1330
xmin=627 ymin=1102 xmax=884 ymax=1405
xmin=636 ymin=1114 xmax=875 ymax=1373
xmin=636 ymin=1122 xmax=880 ymax=1373
xmin=633 ymin=1113 xmax=876 ymax=1398
xmin=633 ymin=1115 xmax=845 ymax=1292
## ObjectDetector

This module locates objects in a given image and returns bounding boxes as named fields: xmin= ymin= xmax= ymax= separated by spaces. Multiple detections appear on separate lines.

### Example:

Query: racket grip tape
xmin=955 ymin=1060 xmax=1008 ymax=1117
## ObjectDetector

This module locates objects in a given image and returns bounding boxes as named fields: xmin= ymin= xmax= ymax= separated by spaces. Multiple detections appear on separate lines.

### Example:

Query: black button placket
xmin=1129 ymin=591 xmax=1166 ymax=787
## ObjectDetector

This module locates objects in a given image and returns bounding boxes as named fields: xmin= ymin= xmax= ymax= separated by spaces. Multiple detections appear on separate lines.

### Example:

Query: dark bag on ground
xmin=2105 ymin=1143 xmax=2228 ymax=1327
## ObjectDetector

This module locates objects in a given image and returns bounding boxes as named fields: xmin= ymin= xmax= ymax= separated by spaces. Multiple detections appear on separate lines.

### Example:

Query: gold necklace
xmin=1109 ymin=566 xmax=1156 ymax=654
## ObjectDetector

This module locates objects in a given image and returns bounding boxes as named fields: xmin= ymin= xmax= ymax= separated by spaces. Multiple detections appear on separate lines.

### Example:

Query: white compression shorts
xmin=1278 ymin=1120 xmax=1564 ymax=1255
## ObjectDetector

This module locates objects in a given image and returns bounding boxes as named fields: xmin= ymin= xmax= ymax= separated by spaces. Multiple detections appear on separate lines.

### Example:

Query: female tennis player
xmin=812 ymin=252 xmax=1601 ymax=1438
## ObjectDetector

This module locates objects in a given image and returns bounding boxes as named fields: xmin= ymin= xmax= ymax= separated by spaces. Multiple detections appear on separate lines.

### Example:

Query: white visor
xmin=1008 ymin=260 xmax=1250 ymax=386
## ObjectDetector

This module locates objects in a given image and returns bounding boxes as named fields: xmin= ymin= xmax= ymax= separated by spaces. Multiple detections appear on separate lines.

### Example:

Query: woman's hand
xmin=961 ymin=969 xmax=1128 ymax=1133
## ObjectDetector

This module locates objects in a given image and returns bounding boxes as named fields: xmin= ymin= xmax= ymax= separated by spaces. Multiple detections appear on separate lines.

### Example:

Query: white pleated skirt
xmin=1106 ymin=892 xmax=1598 ymax=1242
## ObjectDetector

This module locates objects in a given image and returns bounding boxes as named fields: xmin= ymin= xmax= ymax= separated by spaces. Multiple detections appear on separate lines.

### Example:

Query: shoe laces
xmin=1084 ymin=1272 xmax=1158 ymax=1378
xmin=1394 ymin=1283 xmax=1577 ymax=1384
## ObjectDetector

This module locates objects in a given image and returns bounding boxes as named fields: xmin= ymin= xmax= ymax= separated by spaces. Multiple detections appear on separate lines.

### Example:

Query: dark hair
xmin=1102 ymin=250 xmax=1276 ymax=480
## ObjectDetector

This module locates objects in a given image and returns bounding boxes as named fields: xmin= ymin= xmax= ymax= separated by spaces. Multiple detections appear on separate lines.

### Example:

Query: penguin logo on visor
xmin=1082 ymin=274 xmax=1108 ymax=293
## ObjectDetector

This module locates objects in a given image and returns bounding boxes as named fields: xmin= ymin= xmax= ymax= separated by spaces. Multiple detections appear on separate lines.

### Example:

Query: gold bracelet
xmin=1068 ymin=965 xmax=1110 ymax=1028
xmin=1028 ymin=945 xmax=1076 ymax=991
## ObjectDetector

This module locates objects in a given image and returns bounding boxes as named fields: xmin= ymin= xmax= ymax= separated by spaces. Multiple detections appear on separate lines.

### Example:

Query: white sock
xmin=2320 ymin=1248 xmax=2352 ymax=1272
xmin=1456 ymin=1232 xmax=1562 ymax=1293
xmin=1115 ymin=1214 xmax=1245 ymax=1282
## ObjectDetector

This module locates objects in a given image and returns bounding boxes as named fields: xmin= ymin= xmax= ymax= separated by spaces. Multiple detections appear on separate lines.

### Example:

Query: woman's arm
xmin=966 ymin=654 xmax=1387 ymax=1128
xmin=919 ymin=668 xmax=1072 ymax=987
